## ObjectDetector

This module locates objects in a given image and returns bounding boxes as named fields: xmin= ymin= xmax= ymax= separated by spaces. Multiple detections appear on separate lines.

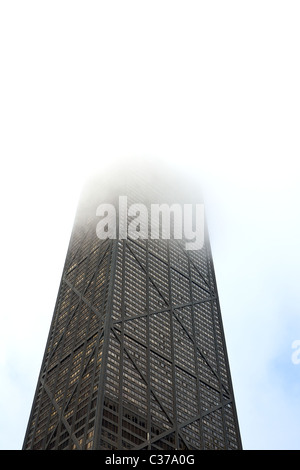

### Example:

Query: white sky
xmin=1 ymin=1 xmax=300 ymax=450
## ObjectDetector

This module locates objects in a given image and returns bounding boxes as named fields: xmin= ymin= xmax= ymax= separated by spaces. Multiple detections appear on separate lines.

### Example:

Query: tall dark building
xmin=23 ymin=161 xmax=242 ymax=450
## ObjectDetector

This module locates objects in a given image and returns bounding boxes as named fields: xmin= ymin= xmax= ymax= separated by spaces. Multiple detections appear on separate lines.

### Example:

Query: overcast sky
xmin=1 ymin=1 xmax=300 ymax=450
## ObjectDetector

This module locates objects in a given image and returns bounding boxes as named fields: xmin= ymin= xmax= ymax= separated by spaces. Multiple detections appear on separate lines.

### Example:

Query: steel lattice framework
xmin=23 ymin=164 xmax=242 ymax=450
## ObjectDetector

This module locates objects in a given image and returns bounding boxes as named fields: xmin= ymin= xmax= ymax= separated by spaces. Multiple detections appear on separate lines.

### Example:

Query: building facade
xmin=23 ymin=162 xmax=242 ymax=450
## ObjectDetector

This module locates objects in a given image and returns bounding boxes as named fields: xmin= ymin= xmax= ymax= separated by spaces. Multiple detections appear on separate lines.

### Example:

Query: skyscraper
xmin=23 ymin=161 xmax=242 ymax=450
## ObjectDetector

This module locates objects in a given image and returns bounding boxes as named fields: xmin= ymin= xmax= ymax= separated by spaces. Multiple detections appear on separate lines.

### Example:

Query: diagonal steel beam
xmin=111 ymin=326 xmax=175 ymax=429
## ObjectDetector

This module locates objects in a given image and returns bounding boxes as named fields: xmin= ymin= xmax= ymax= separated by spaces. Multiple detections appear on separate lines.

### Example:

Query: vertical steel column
xmin=92 ymin=239 xmax=118 ymax=449
xmin=167 ymin=240 xmax=179 ymax=449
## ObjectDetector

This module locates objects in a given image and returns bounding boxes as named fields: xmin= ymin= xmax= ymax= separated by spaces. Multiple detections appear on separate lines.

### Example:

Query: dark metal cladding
xmin=23 ymin=161 xmax=242 ymax=450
